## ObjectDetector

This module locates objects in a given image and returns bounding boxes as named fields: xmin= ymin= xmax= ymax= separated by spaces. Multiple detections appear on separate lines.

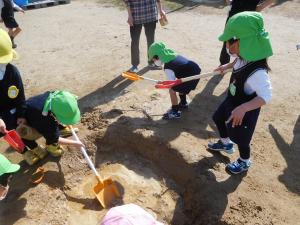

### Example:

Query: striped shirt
xmin=124 ymin=0 xmax=158 ymax=25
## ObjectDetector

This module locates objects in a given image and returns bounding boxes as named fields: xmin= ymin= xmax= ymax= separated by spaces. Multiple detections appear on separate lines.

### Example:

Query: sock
xmin=221 ymin=137 xmax=231 ymax=145
xmin=171 ymin=105 xmax=179 ymax=111
xmin=179 ymin=94 xmax=187 ymax=104
xmin=239 ymin=157 xmax=250 ymax=164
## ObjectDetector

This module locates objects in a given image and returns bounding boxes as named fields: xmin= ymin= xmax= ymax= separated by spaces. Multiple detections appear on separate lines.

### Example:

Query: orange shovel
xmin=70 ymin=127 xmax=120 ymax=208
xmin=3 ymin=129 xmax=25 ymax=153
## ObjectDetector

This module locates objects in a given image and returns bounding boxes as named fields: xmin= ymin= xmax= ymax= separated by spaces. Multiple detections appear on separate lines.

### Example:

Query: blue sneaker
xmin=128 ymin=66 xmax=139 ymax=73
xmin=226 ymin=158 xmax=251 ymax=174
xmin=208 ymin=140 xmax=235 ymax=154
xmin=163 ymin=109 xmax=181 ymax=120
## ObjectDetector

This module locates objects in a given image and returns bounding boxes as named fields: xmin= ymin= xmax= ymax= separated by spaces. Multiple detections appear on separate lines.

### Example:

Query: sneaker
xmin=163 ymin=109 xmax=181 ymax=120
xmin=208 ymin=140 xmax=235 ymax=154
xmin=31 ymin=145 xmax=48 ymax=159
xmin=128 ymin=66 xmax=139 ymax=73
xmin=46 ymin=143 xmax=64 ymax=157
xmin=23 ymin=150 xmax=40 ymax=165
xmin=59 ymin=126 xmax=79 ymax=138
xmin=148 ymin=63 xmax=162 ymax=70
xmin=226 ymin=158 xmax=251 ymax=174
xmin=179 ymin=101 xmax=189 ymax=110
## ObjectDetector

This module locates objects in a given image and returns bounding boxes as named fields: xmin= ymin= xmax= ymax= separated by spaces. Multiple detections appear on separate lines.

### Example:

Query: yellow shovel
xmin=122 ymin=71 xmax=159 ymax=83
xmin=70 ymin=127 xmax=120 ymax=208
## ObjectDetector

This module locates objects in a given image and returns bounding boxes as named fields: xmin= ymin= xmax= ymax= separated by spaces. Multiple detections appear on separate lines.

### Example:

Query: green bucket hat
xmin=219 ymin=11 xmax=273 ymax=61
xmin=0 ymin=154 xmax=20 ymax=176
xmin=148 ymin=42 xmax=178 ymax=64
xmin=42 ymin=90 xmax=81 ymax=125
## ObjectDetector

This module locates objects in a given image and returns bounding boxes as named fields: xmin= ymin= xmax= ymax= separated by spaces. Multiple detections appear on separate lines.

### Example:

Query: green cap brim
xmin=218 ymin=31 xmax=233 ymax=42
xmin=55 ymin=106 xmax=81 ymax=125
xmin=6 ymin=164 xmax=20 ymax=175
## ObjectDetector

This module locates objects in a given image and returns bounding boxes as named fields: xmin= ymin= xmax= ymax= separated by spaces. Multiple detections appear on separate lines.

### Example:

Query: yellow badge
xmin=8 ymin=86 xmax=19 ymax=99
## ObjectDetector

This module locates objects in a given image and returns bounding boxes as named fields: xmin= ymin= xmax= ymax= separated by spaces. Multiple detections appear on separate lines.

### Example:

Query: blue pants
xmin=213 ymin=98 xmax=260 ymax=159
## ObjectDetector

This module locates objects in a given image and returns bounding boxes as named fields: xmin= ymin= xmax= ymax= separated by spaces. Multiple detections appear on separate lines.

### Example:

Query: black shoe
xmin=179 ymin=101 xmax=189 ymax=110
xmin=10 ymin=37 xmax=17 ymax=49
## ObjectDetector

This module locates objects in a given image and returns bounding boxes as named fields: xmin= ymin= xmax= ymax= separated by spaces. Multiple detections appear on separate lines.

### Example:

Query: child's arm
xmin=12 ymin=66 xmax=27 ymax=124
xmin=256 ymin=0 xmax=274 ymax=12
xmin=227 ymin=70 xmax=272 ymax=127
xmin=214 ymin=59 xmax=237 ymax=74
xmin=58 ymin=137 xmax=84 ymax=148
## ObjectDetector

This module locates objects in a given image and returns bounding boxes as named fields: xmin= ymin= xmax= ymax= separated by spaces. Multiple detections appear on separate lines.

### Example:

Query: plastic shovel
xmin=70 ymin=127 xmax=120 ymax=208
xmin=155 ymin=68 xmax=233 ymax=89
xmin=3 ymin=129 xmax=25 ymax=153
xmin=122 ymin=71 xmax=159 ymax=83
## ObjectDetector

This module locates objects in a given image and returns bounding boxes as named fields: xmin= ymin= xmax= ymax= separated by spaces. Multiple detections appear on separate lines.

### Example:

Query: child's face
xmin=153 ymin=57 xmax=162 ymax=67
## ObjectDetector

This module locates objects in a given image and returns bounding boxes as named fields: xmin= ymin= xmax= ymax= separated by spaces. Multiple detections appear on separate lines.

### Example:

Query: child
xmin=219 ymin=0 xmax=274 ymax=65
xmin=1 ymin=0 xmax=25 ymax=48
xmin=0 ymin=28 xmax=44 ymax=166
xmin=21 ymin=90 xmax=84 ymax=162
xmin=0 ymin=153 xmax=20 ymax=201
xmin=208 ymin=12 xmax=273 ymax=174
xmin=148 ymin=42 xmax=201 ymax=120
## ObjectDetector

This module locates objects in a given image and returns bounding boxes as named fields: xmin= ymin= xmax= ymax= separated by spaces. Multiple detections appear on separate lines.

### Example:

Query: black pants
xmin=130 ymin=21 xmax=156 ymax=67
xmin=212 ymin=98 xmax=260 ymax=159
xmin=25 ymin=107 xmax=59 ymax=145
xmin=0 ymin=111 xmax=37 ymax=150
xmin=219 ymin=41 xmax=230 ymax=65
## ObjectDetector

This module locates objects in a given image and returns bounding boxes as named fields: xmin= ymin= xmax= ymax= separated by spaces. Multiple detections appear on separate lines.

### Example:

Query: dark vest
xmin=2 ymin=0 xmax=14 ymax=18
xmin=228 ymin=59 xmax=268 ymax=106
xmin=164 ymin=55 xmax=201 ymax=79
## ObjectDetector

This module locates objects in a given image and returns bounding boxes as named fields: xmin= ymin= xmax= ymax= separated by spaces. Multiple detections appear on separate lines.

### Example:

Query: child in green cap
xmin=208 ymin=11 xmax=273 ymax=174
xmin=148 ymin=42 xmax=201 ymax=120
xmin=0 ymin=153 xmax=20 ymax=201
xmin=19 ymin=90 xmax=84 ymax=163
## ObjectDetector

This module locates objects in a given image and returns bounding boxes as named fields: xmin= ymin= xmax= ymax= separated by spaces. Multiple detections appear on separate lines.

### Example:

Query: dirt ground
xmin=0 ymin=0 xmax=300 ymax=224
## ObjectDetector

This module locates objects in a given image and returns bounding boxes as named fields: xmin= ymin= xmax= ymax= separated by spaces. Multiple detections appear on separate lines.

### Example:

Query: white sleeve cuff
xmin=164 ymin=69 xmax=176 ymax=80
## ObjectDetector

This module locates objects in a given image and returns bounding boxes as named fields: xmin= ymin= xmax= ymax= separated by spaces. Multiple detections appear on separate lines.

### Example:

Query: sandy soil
xmin=0 ymin=0 xmax=299 ymax=224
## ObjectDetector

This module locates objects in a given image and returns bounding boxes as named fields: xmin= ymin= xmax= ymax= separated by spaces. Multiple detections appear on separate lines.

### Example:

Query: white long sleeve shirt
xmin=233 ymin=58 xmax=272 ymax=103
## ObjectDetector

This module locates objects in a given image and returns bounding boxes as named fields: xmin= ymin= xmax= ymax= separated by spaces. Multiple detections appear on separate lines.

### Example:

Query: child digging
xmin=148 ymin=42 xmax=201 ymax=120
xmin=208 ymin=11 xmax=273 ymax=174
xmin=19 ymin=90 xmax=84 ymax=165
xmin=1 ymin=0 xmax=25 ymax=48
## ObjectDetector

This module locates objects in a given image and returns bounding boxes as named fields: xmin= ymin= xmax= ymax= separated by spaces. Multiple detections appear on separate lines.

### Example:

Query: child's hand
xmin=74 ymin=141 xmax=85 ymax=148
xmin=0 ymin=119 xmax=6 ymax=134
xmin=226 ymin=105 xmax=247 ymax=128
xmin=20 ymin=9 xmax=25 ymax=13
xmin=214 ymin=65 xmax=227 ymax=75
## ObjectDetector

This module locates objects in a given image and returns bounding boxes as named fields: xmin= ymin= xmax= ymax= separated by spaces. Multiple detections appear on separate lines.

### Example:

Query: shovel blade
xmin=93 ymin=178 xmax=120 ymax=208
xmin=4 ymin=130 xmax=25 ymax=153
xmin=122 ymin=72 xmax=139 ymax=81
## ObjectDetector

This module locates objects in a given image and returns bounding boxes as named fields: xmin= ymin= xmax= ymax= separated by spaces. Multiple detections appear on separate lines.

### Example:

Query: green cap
xmin=148 ymin=42 xmax=178 ymax=64
xmin=218 ymin=11 xmax=273 ymax=61
xmin=0 ymin=154 xmax=20 ymax=176
xmin=42 ymin=90 xmax=81 ymax=125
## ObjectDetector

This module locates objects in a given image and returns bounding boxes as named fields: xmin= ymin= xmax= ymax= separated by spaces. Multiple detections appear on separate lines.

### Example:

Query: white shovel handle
xmin=70 ymin=127 xmax=102 ymax=180
xmin=141 ymin=76 xmax=159 ymax=83
xmin=180 ymin=68 xmax=233 ymax=83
